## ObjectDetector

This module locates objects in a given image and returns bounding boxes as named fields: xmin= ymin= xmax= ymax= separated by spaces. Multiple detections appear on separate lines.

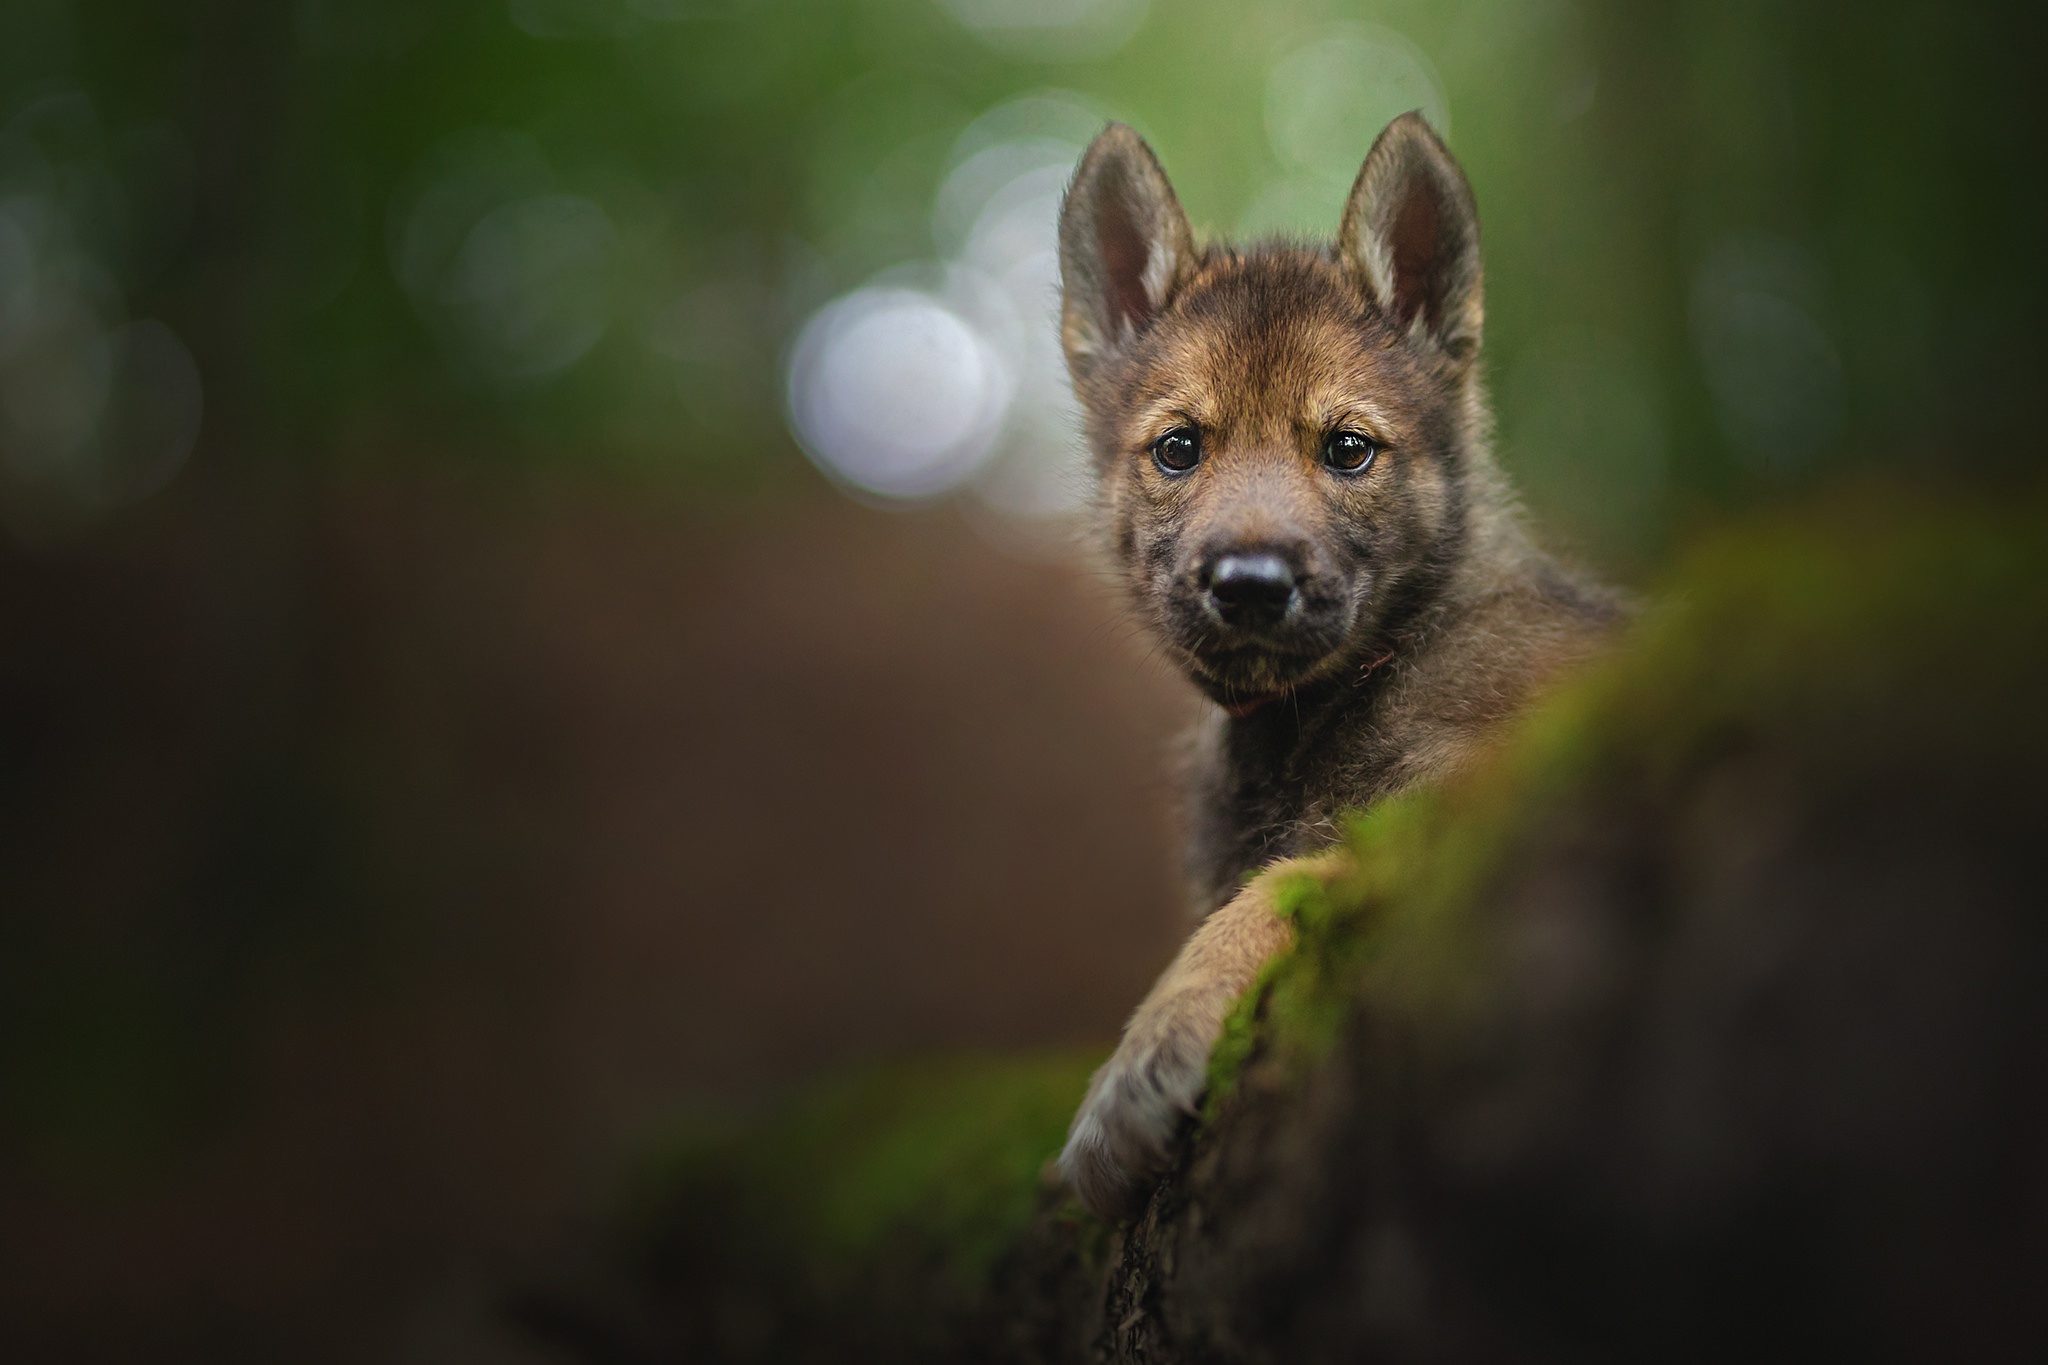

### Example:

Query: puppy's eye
xmin=1151 ymin=427 xmax=1202 ymax=475
xmin=1322 ymin=429 xmax=1379 ymax=474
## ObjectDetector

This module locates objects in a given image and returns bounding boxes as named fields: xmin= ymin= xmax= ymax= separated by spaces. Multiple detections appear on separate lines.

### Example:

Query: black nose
xmin=1205 ymin=553 xmax=1298 ymax=627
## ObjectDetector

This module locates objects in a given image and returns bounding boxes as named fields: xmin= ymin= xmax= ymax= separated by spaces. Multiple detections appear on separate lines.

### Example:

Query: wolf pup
xmin=1056 ymin=113 xmax=1625 ymax=1221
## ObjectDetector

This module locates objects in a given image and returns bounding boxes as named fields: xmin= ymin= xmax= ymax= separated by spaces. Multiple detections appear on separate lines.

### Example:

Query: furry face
xmin=1059 ymin=115 xmax=1486 ymax=713
xmin=1089 ymin=250 xmax=1471 ymax=709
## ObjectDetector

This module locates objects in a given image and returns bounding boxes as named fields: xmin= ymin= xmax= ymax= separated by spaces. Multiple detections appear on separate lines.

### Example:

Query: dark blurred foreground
xmin=553 ymin=495 xmax=2048 ymax=1363
xmin=0 ymin=470 xmax=1191 ymax=1360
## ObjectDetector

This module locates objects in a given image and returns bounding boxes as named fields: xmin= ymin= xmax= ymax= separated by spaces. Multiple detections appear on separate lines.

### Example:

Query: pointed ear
xmin=1059 ymin=123 xmax=1195 ymax=385
xmin=1337 ymin=112 xmax=1483 ymax=365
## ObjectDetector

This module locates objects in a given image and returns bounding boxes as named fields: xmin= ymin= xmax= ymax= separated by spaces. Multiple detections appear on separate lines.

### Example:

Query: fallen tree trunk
xmin=525 ymin=493 xmax=2048 ymax=1363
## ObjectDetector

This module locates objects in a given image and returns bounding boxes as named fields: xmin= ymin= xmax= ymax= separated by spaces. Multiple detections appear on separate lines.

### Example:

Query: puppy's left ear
xmin=1337 ymin=112 xmax=1483 ymax=365
xmin=1059 ymin=123 xmax=1195 ymax=388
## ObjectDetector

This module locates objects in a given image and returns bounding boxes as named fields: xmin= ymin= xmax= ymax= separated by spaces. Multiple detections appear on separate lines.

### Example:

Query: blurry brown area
xmin=0 ymin=467 xmax=1192 ymax=1361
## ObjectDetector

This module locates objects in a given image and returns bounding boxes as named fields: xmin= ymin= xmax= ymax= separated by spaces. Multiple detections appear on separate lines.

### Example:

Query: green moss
xmin=1582 ymin=492 xmax=2048 ymax=782
xmin=1203 ymin=491 xmax=2048 ymax=1114
xmin=630 ymin=1049 xmax=1103 ymax=1288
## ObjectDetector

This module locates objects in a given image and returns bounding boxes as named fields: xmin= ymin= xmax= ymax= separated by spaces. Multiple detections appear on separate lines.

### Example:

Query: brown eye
xmin=1151 ymin=426 xmax=1202 ymax=474
xmin=1322 ymin=429 xmax=1379 ymax=474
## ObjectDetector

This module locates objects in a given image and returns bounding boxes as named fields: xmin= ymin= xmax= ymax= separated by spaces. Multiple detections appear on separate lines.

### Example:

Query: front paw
xmin=1059 ymin=989 xmax=1227 ymax=1221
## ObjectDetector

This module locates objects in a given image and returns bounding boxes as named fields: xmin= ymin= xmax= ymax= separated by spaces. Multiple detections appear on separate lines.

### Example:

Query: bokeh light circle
xmin=438 ymin=193 xmax=616 ymax=381
xmin=1265 ymin=24 xmax=1449 ymax=184
xmin=785 ymin=286 xmax=1009 ymax=501
xmin=1689 ymin=236 xmax=1846 ymax=474
xmin=937 ymin=0 xmax=1150 ymax=63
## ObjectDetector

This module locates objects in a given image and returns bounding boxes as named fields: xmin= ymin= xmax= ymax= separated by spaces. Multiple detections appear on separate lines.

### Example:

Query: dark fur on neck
xmin=1181 ymin=490 xmax=1624 ymax=911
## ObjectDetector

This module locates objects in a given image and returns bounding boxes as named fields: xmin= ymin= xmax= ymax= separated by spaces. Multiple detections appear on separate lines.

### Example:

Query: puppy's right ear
xmin=1059 ymin=124 xmax=1195 ymax=387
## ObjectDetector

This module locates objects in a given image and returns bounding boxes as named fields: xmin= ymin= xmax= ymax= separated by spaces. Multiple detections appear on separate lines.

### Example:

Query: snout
xmin=1201 ymin=552 xmax=1298 ymax=630
xmin=1170 ymin=536 xmax=1355 ymax=696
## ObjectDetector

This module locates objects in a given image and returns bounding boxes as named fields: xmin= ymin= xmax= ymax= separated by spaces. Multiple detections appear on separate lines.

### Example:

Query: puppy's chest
xmin=1189 ymin=711 xmax=1391 ymax=907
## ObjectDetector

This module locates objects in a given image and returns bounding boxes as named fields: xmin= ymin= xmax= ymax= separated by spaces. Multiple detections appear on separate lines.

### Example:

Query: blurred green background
xmin=7 ymin=0 xmax=2040 ymax=554
xmin=2 ymin=0 xmax=2042 ymax=1359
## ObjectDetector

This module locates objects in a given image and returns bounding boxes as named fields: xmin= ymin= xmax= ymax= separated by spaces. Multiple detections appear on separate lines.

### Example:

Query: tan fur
xmin=1061 ymin=851 xmax=1341 ymax=1222
xmin=1056 ymin=115 xmax=1625 ymax=1219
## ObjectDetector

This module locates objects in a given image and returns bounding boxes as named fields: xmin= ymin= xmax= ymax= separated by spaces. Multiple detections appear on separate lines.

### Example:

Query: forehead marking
xmin=1126 ymin=262 xmax=1404 ymax=443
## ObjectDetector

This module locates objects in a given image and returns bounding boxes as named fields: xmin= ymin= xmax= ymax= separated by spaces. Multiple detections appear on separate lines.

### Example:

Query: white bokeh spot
xmin=786 ymin=285 xmax=1009 ymax=502
xmin=784 ymin=92 xmax=1106 ymax=528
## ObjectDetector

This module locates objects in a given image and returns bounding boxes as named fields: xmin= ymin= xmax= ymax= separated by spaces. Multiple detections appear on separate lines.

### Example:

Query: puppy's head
xmin=1059 ymin=114 xmax=1485 ymax=711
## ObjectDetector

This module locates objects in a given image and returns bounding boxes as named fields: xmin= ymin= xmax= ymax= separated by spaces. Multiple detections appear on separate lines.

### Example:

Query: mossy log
xmin=523 ymin=493 xmax=2048 ymax=1363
